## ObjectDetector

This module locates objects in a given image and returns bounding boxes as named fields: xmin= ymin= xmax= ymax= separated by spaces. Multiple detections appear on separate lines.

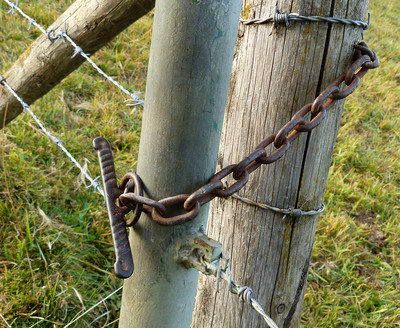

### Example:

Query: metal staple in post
xmin=0 ymin=76 xmax=104 ymax=197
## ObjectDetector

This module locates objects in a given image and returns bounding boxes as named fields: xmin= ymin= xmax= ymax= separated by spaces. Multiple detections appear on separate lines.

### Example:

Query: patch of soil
xmin=352 ymin=211 xmax=377 ymax=226
xmin=368 ymin=230 xmax=387 ymax=249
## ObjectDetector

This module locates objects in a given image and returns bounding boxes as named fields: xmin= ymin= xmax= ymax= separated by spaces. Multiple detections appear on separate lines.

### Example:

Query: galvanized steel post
xmin=118 ymin=0 xmax=241 ymax=327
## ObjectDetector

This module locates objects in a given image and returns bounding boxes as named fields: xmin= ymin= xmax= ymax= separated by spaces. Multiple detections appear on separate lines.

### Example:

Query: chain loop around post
xmin=94 ymin=42 xmax=379 ymax=228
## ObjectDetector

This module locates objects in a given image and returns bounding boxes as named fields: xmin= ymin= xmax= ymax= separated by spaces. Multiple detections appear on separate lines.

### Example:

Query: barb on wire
xmin=57 ymin=31 xmax=144 ymax=107
xmin=4 ymin=0 xmax=47 ymax=34
xmin=232 ymin=193 xmax=325 ymax=219
xmin=2 ymin=0 xmax=143 ymax=107
xmin=0 ymin=76 xmax=104 ymax=197
xmin=241 ymin=6 xmax=370 ymax=38
xmin=5 ymin=0 xmax=17 ymax=14
xmin=200 ymin=253 xmax=279 ymax=328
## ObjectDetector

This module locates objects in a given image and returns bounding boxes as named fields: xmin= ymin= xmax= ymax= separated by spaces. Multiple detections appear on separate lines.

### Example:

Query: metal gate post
xmin=118 ymin=1 xmax=241 ymax=327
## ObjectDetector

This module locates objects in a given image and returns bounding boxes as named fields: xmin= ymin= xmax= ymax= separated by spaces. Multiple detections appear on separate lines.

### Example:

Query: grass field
xmin=0 ymin=0 xmax=399 ymax=327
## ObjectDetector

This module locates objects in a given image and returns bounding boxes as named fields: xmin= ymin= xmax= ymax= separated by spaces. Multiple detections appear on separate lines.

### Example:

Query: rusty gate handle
xmin=93 ymin=137 xmax=134 ymax=279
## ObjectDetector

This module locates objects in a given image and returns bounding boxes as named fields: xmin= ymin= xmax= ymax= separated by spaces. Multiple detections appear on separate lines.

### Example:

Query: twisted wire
xmin=0 ymin=77 xmax=104 ymax=197
xmin=3 ymin=0 xmax=47 ymax=35
xmin=57 ymin=32 xmax=143 ymax=107
xmin=202 ymin=253 xmax=279 ymax=328
xmin=2 ymin=0 xmax=143 ymax=107
xmin=233 ymin=194 xmax=325 ymax=219
xmin=241 ymin=6 xmax=370 ymax=31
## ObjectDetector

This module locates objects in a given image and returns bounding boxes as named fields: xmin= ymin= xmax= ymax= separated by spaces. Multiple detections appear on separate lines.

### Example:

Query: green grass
xmin=302 ymin=1 xmax=400 ymax=327
xmin=0 ymin=1 xmax=152 ymax=327
xmin=0 ymin=0 xmax=399 ymax=327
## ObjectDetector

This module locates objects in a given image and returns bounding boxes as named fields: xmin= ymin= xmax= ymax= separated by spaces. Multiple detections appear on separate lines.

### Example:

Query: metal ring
xmin=354 ymin=42 xmax=375 ymax=61
xmin=233 ymin=148 xmax=266 ymax=180
xmin=361 ymin=50 xmax=379 ymax=69
xmin=330 ymin=75 xmax=360 ymax=100
xmin=294 ymin=108 xmax=327 ymax=132
xmin=345 ymin=54 xmax=371 ymax=85
xmin=254 ymin=134 xmax=276 ymax=151
xmin=275 ymin=116 xmax=305 ymax=148
xmin=151 ymin=194 xmax=201 ymax=226
xmin=120 ymin=193 xmax=167 ymax=218
xmin=256 ymin=136 xmax=290 ymax=164
xmin=184 ymin=181 xmax=223 ymax=211
xmin=311 ymin=85 xmax=340 ymax=116
xmin=118 ymin=172 xmax=144 ymax=226
xmin=47 ymin=29 xmax=59 ymax=43
xmin=211 ymin=165 xmax=249 ymax=198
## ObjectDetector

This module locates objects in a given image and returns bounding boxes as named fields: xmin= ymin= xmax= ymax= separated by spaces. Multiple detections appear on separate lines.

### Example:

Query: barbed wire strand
xmin=241 ymin=6 xmax=369 ymax=29
xmin=201 ymin=253 xmax=279 ymax=328
xmin=1 ymin=0 xmax=143 ymax=107
xmin=233 ymin=194 xmax=325 ymax=219
xmin=57 ymin=32 xmax=143 ymax=107
xmin=0 ymin=77 xmax=104 ymax=197
xmin=3 ymin=0 xmax=47 ymax=35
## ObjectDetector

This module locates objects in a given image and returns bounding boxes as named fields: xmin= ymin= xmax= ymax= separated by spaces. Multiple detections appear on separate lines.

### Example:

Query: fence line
xmin=4 ymin=0 xmax=47 ymax=35
xmin=1 ymin=0 xmax=146 ymax=195
xmin=2 ymin=0 xmax=144 ymax=107
xmin=0 ymin=77 xmax=104 ymax=196
xmin=1 ymin=1 xmax=282 ymax=327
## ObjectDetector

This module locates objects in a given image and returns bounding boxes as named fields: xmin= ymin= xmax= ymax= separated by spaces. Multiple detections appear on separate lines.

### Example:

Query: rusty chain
xmin=93 ymin=41 xmax=378 ymax=278
xmin=95 ymin=41 xmax=379 ymax=229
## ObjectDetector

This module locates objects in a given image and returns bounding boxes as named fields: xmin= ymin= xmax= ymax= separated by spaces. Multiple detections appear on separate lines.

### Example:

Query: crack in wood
xmin=282 ymin=247 xmax=312 ymax=328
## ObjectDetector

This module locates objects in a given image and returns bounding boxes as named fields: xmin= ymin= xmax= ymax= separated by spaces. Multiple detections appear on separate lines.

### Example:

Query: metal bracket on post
xmin=176 ymin=230 xmax=222 ymax=274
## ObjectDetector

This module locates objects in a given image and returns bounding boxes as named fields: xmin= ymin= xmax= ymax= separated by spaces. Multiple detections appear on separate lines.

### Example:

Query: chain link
xmin=98 ymin=42 xmax=379 ymax=227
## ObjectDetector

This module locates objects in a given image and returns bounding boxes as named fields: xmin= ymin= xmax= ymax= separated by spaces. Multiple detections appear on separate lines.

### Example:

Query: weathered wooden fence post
xmin=0 ymin=0 xmax=155 ymax=127
xmin=192 ymin=0 xmax=370 ymax=327
xmin=118 ymin=0 xmax=241 ymax=327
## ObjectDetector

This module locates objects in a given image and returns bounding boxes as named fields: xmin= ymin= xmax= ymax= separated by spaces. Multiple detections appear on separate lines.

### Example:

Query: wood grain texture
xmin=0 ymin=0 xmax=154 ymax=127
xmin=191 ymin=0 xmax=369 ymax=327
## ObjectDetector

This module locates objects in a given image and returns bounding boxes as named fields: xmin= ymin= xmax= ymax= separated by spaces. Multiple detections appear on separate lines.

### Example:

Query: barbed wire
xmin=241 ymin=6 xmax=370 ymax=30
xmin=56 ymin=32 xmax=143 ymax=107
xmin=3 ymin=0 xmax=47 ymax=35
xmin=0 ymin=76 xmax=104 ymax=197
xmin=1 ymin=0 xmax=143 ymax=107
xmin=199 ymin=252 xmax=279 ymax=328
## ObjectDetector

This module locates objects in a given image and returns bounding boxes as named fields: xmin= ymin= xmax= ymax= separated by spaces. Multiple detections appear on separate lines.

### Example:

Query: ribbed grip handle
xmin=93 ymin=137 xmax=134 ymax=279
